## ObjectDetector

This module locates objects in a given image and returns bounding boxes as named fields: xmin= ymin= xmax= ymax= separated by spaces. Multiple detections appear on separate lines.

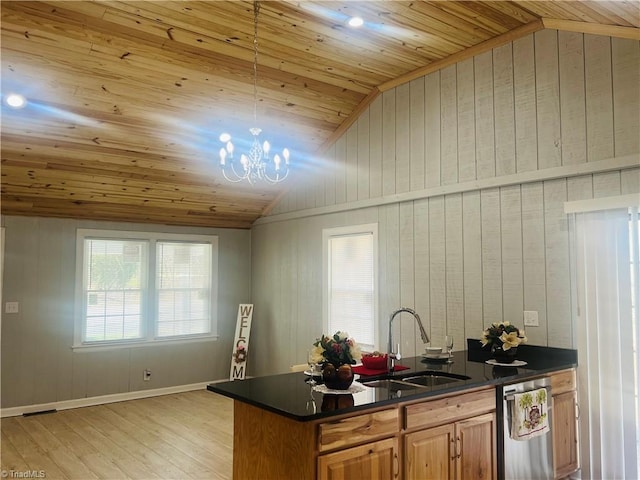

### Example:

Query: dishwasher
xmin=499 ymin=376 xmax=554 ymax=479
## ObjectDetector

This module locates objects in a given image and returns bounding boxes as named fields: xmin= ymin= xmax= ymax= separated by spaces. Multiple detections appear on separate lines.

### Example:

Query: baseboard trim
xmin=0 ymin=380 xmax=227 ymax=418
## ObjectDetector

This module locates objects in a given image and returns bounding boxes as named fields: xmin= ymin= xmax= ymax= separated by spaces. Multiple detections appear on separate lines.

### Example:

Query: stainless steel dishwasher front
xmin=499 ymin=376 xmax=554 ymax=480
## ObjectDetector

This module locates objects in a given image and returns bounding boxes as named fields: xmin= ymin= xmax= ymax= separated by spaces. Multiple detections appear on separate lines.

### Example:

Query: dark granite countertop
xmin=206 ymin=343 xmax=577 ymax=422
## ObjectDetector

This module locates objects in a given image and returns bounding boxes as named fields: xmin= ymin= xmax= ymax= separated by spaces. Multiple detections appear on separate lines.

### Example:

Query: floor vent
xmin=23 ymin=409 xmax=57 ymax=417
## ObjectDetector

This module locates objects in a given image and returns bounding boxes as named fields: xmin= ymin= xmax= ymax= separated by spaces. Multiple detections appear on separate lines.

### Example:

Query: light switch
xmin=523 ymin=310 xmax=539 ymax=327
xmin=5 ymin=302 xmax=19 ymax=314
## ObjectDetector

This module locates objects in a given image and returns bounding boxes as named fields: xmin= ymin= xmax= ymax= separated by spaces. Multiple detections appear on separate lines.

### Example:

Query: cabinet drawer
xmin=405 ymin=388 xmax=495 ymax=431
xmin=550 ymin=369 xmax=576 ymax=396
xmin=318 ymin=408 xmax=399 ymax=452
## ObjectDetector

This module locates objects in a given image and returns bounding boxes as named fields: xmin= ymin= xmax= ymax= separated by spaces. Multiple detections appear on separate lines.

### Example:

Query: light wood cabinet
xmin=318 ymin=437 xmax=399 ymax=480
xmin=319 ymin=408 xmax=399 ymax=452
xmin=405 ymin=423 xmax=455 ymax=479
xmin=456 ymin=413 xmax=497 ymax=480
xmin=404 ymin=412 xmax=497 ymax=480
xmin=403 ymin=388 xmax=497 ymax=480
xmin=550 ymin=369 xmax=579 ymax=479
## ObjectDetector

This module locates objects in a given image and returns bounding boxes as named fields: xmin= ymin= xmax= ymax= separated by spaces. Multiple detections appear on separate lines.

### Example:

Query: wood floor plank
xmin=1 ymin=418 xmax=70 ymax=479
xmin=32 ymin=412 xmax=132 ymax=479
xmin=20 ymin=416 xmax=99 ymax=479
xmin=61 ymin=408 xmax=163 ymax=480
xmin=102 ymin=402 xmax=219 ymax=477
xmin=110 ymin=397 xmax=231 ymax=471
xmin=1 ymin=390 xmax=233 ymax=480
xmin=0 ymin=431 xmax=31 ymax=474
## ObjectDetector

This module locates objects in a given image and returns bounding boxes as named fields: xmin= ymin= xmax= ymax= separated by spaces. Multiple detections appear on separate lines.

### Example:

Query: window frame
xmin=322 ymin=223 xmax=379 ymax=352
xmin=74 ymin=229 xmax=219 ymax=350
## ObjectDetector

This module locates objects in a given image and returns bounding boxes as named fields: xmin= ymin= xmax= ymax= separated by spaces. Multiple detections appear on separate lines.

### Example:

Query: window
xmin=75 ymin=229 xmax=218 ymax=348
xmin=323 ymin=224 xmax=378 ymax=352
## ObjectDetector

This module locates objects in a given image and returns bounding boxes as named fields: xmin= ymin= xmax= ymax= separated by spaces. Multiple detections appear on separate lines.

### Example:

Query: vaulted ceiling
xmin=2 ymin=1 xmax=638 ymax=228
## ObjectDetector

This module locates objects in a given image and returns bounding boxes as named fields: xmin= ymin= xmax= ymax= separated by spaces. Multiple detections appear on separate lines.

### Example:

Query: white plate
xmin=313 ymin=381 xmax=367 ymax=395
xmin=485 ymin=359 xmax=528 ymax=367
xmin=304 ymin=369 xmax=322 ymax=377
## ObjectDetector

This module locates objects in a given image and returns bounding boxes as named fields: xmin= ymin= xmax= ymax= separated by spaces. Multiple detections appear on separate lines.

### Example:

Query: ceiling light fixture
xmin=218 ymin=1 xmax=290 ymax=184
xmin=348 ymin=16 xmax=364 ymax=27
xmin=5 ymin=93 xmax=26 ymax=109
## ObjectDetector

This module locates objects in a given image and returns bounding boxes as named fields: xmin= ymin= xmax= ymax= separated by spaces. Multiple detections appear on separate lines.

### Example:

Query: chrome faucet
xmin=387 ymin=307 xmax=430 ymax=372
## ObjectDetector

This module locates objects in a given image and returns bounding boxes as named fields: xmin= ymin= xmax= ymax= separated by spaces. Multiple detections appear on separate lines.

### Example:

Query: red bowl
xmin=361 ymin=354 xmax=388 ymax=370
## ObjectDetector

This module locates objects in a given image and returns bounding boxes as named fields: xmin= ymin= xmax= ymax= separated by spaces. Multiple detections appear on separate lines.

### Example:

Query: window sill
xmin=72 ymin=334 xmax=219 ymax=352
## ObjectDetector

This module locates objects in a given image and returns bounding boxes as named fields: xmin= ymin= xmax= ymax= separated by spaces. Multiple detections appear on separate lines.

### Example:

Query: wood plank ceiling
xmin=2 ymin=1 xmax=638 ymax=228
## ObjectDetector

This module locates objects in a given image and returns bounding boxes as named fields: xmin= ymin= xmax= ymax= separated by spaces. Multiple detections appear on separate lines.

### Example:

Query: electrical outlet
xmin=143 ymin=369 xmax=151 ymax=381
xmin=523 ymin=310 xmax=539 ymax=327
xmin=5 ymin=302 xmax=19 ymax=314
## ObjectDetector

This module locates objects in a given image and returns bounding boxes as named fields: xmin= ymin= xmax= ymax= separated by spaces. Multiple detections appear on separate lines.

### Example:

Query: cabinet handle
xmin=394 ymin=452 xmax=399 ymax=478
xmin=456 ymin=436 xmax=462 ymax=459
xmin=450 ymin=438 xmax=456 ymax=460
xmin=575 ymin=401 xmax=580 ymax=420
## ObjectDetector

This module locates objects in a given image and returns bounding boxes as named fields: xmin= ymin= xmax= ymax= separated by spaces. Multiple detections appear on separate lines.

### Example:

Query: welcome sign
xmin=230 ymin=304 xmax=253 ymax=380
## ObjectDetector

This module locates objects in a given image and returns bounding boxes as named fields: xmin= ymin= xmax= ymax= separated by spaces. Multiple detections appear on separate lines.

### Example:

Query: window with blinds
xmin=84 ymin=238 xmax=146 ymax=342
xmin=156 ymin=241 xmax=211 ymax=337
xmin=323 ymin=224 xmax=378 ymax=352
xmin=76 ymin=229 xmax=218 ymax=347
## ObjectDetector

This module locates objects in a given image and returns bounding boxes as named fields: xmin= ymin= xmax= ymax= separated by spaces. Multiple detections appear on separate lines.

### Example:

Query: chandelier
xmin=218 ymin=1 xmax=290 ymax=184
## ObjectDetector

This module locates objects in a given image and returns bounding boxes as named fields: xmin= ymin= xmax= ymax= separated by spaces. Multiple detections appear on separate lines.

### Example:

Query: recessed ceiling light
xmin=348 ymin=16 xmax=364 ymax=27
xmin=6 ymin=93 xmax=26 ymax=109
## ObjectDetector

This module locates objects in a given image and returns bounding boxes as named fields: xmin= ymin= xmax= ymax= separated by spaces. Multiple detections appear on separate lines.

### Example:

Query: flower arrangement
xmin=481 ymin=321 xmax=527 ymax=350
xmin=311 ymin=331 xmax=362 ymax=367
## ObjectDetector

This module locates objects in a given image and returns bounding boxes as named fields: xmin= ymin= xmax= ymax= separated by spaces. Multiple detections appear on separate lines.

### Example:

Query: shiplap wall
xmin=0 ymin=216 xmax=251 ymax=409
xmin=252 ymin=31 xmax=640 ymax=376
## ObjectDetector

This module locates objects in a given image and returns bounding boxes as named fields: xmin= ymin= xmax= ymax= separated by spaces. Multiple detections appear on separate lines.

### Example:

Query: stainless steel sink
xmin=401 ymin=373 xmax=471 ymax=387
xmin=360 ymin=378 xmax=429 ymax=399
xmin=361 ymin=379 xmax=427 ymax=391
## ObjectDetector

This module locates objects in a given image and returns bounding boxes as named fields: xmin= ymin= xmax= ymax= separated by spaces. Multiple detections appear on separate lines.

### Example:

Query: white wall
xmin=0 ymin=216 xmax=251 ymax=408
xmin=251 ymin=31 xmax=640 ymax=376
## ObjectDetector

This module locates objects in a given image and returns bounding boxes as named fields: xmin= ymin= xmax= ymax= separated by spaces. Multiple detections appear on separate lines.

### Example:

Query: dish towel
xmin=510 ymin=387 xmax=550 ymax=441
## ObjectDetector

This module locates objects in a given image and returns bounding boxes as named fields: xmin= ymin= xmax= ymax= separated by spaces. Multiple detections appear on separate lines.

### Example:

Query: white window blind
xmin=84 ymin=238 xmax=146 ymax=342
xmin=324 ymin=224 xmax=378 ymax=351
xmin=76 ymin=229 xmax=218 ymax=348
xmin=156 ymin=242 xmax=211 ymax=337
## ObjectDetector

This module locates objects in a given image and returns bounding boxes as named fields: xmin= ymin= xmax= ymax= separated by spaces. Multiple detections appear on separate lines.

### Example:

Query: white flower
xmin=349 ymin=341 xmax=362 ymax=361
xmin=499 ymin=331 xmax=523 ymax=350
xmin=310 ymin=345 xmax=325 ymax=364
xmin=336 ymin=331 xmax=348 ymax=341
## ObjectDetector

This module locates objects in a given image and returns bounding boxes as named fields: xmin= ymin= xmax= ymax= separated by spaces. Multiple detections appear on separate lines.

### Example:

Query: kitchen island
xmin=207 ymin=344 xmax=577 ymax=480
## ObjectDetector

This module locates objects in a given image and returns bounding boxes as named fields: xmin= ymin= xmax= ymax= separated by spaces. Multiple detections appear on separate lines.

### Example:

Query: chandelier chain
xmin=252 ymin=0 xmax=259 ymax=124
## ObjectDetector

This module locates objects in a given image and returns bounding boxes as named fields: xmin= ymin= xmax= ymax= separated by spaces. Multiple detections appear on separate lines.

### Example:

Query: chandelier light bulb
xmin=219 ymin=133 xmax=231 ymax=142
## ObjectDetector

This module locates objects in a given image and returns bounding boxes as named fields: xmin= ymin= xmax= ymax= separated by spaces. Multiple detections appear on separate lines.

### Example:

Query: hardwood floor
xmin=1 ymin=390 xmax=233 ymax=479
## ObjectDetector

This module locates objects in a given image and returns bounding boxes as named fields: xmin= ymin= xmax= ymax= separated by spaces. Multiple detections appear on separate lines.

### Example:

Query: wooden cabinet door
xmin=456 ymin=412 xmax=497 ymax=480
xmin=318 ymin=437 xmax=399 ymax=480
xmin=553 ymin=390 xmax=579 ymax=479
xmin=405 ymin=423 xmax=456 ymax=480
